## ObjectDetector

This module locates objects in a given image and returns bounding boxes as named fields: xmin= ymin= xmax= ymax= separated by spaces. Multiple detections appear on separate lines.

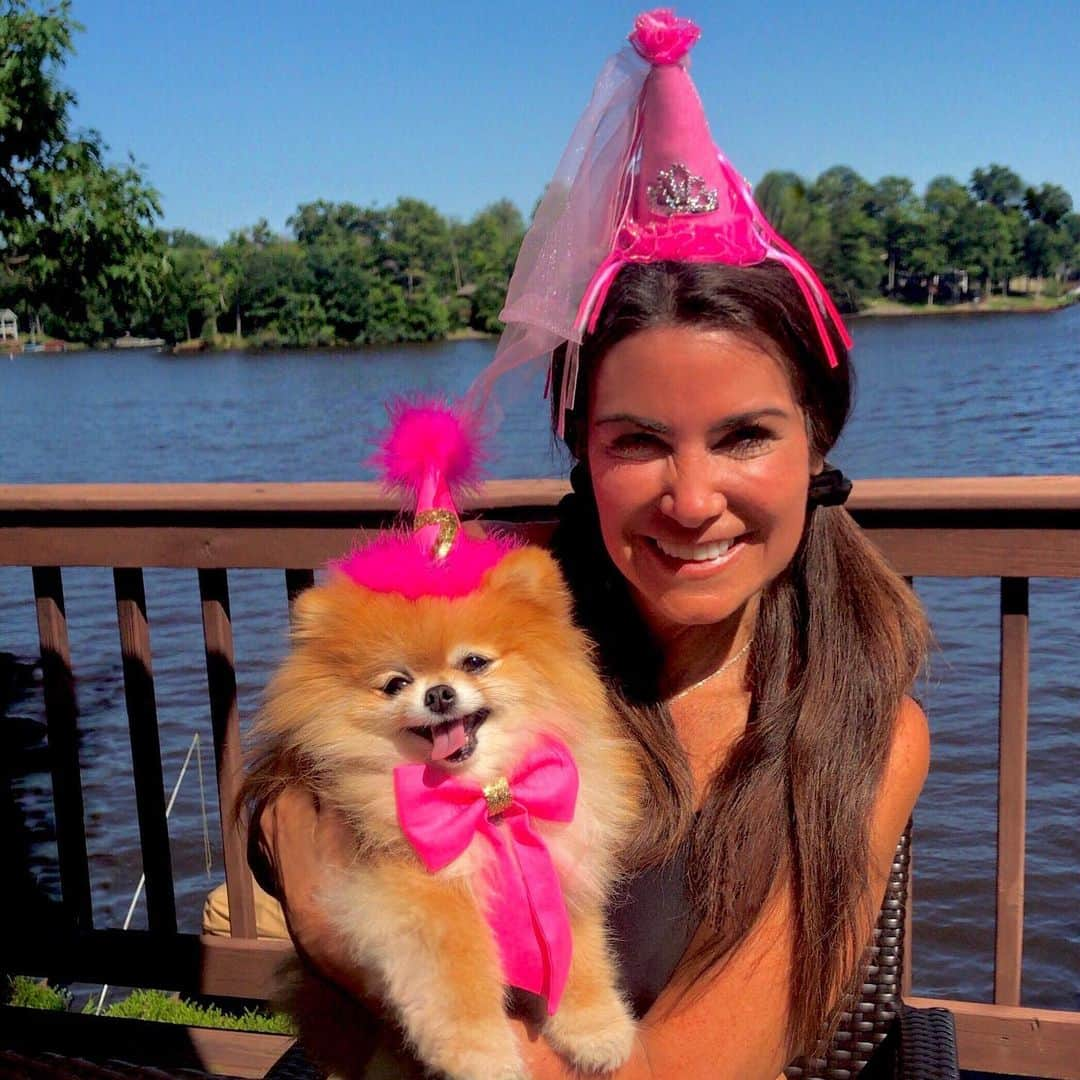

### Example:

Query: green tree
xmin=807 ymin=166 xmax=881 ymax=308
xmin=305 ymin=240 xmax=385 ymax=342
xmin=157 ymin=237 xmax=210 ymax=341
xmin=400 ymin=287 xmax=450 ymax=342
xmin=218 ymin=225 xmax=272 ymax=338
xmin=289 ymin=201 xmax=386 ymax=341
xmin=232 ymin=233 xmax=313 ymax=339
xmin=383 ymin=197 xmax=455 ymax=297
xmin=288 ymin=200 xmax=385 ymax=249
xmin=0 ymin=0 xmax=163 ymax=340
xmin=455 ymin=199 xmax=526 ymax=330
xmin=970 ymin=164 xmax=1024 ymax=211
xmin=0 ymin=0 xmax=75 ymax=226
xmin=956 ymin=203 xmax=1015 ymax=294
xmin=867 ymin=176 xmax=923 ymax=294
xmin=1023 ymin=183 xmax=1072 ymax=228
xmin=754 ymin=170 xmax=831 ymax=271
xmin=755 ymin=170 xmax=804 ymax=232
xmin=922 ymin=175 xmax=972 ymax=259
xmin=1022 ymin=220 xmax=1057 ymax=284
xmin=1059 ymin=213 xmax=1080 ymax=279
xmin=271 ymin=290 xmax=333 ymax=347
xmin=360 ymin=280 xmax=409 ymax=345
xmin=920 ymin=176 xmax=975 ymax=294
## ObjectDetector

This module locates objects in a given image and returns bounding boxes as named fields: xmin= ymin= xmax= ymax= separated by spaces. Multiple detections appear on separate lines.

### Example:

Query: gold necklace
xmin=667 ymin=639 xmax=751 ymax=703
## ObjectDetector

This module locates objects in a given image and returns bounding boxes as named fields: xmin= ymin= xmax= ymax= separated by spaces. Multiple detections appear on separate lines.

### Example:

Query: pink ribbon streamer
xmin=393 ymin=737 xmax=579 ymax=1013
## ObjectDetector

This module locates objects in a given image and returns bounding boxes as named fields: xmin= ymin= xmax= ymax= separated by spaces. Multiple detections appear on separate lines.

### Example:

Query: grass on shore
xmin=4 ymin=976 xmax=293 ymax=1034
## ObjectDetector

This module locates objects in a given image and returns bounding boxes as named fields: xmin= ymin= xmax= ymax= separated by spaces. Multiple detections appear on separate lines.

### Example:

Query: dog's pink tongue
xmin=430 ymin=718 xmax=467 ymax=762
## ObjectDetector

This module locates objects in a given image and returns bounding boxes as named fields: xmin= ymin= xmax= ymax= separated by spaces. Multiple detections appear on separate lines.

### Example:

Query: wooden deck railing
xmin=1 ymin=477 xmax=1078 ymax=1078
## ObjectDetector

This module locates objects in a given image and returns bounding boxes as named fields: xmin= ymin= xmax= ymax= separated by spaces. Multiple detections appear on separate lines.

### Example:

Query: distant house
xmin=0 ymin=308 xmax=17 ymax=342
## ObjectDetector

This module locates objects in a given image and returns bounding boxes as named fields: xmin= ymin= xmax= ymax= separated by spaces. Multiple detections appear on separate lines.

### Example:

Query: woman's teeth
xmin=654 ymin=537 xmax=733 ymax=562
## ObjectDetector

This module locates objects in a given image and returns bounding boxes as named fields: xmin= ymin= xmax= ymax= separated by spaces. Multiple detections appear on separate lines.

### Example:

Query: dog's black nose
xmin=424 ymin=684 xmax=456 ymax=714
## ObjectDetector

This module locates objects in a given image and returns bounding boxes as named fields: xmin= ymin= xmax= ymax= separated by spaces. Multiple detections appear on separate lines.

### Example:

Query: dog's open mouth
xmin=407 ymin=708 xmax=490 ymax=764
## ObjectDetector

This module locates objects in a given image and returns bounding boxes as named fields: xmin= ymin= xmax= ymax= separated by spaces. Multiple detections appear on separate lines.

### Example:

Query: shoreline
xmin=161 ymin=298 xmax=1080 ymax=351
xmin=168 ymin=331 xmax=500 ymax=356
xmin=852 ymin=294 xmax=1078 ymax=320
xmin=9 ymin=298 xmax=1076 ymax=357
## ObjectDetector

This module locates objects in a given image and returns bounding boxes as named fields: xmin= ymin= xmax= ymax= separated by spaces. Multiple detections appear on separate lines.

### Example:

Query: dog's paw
xmin=421 ymin=1030 xmax=527 ymax=1080
xmin=543 ymin=995 xmax=637 ymax=1073
xmin=436 ymin=1052 xmax=527 ymax=1080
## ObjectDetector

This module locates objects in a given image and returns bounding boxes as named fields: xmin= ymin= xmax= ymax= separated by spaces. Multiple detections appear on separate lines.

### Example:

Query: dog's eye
xmin=460 ymin=654 xmax=491 ymax=674
xmin=382 ymin=675 xmax=412 ymax=696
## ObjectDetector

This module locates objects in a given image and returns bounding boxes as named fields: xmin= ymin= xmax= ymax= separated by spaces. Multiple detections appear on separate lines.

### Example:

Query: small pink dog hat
xmin=334 ymin=399 xmax=515 ymax=600
xmin=467 ymin=8 xmax=851 ymax=435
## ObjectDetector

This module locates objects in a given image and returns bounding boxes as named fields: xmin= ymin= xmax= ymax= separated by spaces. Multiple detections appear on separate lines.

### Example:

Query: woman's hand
xmin=252 ymin=786 xmax=374 ymax=1002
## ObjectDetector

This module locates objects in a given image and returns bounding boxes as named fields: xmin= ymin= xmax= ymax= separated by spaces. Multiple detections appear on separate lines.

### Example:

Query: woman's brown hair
xmin=548 ymin=260 xmax=930 ymax=1055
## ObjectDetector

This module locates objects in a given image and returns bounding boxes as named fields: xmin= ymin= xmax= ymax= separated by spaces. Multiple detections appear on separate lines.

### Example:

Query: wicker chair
xmin=784 ymin=824 xmax=959 ymax=1080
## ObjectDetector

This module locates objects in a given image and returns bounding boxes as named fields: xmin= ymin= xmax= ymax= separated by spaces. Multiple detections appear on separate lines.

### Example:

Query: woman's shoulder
xmin=870 ymin=696 xmax=930 ymax=875
xmin=887 ymin=696 xmax=931 ymax=799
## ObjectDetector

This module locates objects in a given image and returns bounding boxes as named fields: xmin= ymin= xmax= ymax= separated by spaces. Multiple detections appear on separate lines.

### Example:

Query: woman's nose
xmin=659 ymin=456 xmax=727 ymax=526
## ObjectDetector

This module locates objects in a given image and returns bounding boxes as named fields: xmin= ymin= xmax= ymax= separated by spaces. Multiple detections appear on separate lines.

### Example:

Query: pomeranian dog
xmin=241 ymin=542 xmax=641 ymax=1080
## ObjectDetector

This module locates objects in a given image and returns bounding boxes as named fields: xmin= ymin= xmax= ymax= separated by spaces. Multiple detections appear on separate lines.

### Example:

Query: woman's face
xmin=585 ymin=324 xmax=816 ymax=642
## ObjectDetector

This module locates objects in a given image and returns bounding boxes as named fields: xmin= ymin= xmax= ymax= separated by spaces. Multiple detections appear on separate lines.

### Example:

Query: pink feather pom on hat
xmin=465 ymin=8 xmax=851 ymax=436
xmin=333 ymin=398 xmax=517 ymax=600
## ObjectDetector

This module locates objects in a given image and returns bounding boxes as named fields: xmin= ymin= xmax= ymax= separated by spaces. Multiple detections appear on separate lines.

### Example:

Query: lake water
xmin=1 ymin=305 xmax=1078 ymax=1012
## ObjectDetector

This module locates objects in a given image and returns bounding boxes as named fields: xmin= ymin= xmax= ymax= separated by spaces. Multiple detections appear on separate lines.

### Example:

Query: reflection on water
xmin=1 ymin=307 xmax=1078 ymax=1009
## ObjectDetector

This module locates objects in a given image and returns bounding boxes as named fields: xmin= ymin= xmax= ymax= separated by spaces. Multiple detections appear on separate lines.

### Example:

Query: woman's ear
xmin=569 ymin=460 xmax=592 ymax=495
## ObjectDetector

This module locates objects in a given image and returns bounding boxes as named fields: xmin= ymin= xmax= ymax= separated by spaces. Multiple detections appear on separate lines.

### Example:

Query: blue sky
xmin=64 ymin=0 xmax=1079 ymax=241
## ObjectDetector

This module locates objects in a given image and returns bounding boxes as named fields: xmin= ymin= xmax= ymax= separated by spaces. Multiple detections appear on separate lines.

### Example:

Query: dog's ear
xmin=289 ymin=575 xmax=378 ymax=641
xmin=289 ymin=585 xmax=331 ymax=639
xmin=485 ymin=547 xmax=573 ymax=621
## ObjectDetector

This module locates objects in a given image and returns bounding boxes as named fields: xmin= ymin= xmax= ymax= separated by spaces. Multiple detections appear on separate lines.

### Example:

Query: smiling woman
xmin=542 ymin=258 xmax=930 ymax=1075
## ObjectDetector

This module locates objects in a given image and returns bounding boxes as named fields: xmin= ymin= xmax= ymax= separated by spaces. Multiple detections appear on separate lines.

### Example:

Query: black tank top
xmin=606 ymin=836 xmax=699 ymax=1018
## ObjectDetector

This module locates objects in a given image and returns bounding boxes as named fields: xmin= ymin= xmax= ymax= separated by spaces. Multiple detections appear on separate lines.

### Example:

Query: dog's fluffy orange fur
xmin=243 ymin=546 xmax=641 ymax=1080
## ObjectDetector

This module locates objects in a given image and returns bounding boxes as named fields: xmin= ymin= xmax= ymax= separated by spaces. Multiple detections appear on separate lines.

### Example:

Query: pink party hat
xmin=334 ymin=399 xmax=516 ymax=600
xmin=467 ymin=8 xmax=851 ymax=435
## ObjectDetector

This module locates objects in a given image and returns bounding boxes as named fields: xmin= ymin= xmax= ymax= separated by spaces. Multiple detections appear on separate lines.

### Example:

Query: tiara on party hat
xmin=466 ymin=8 xmax=852 ymax=436
xmin=333 ymin=399 xmax=516 ymax=600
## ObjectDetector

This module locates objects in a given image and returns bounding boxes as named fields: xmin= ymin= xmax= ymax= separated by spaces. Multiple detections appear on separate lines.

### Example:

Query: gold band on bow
xmin=483 ymin=776 xmax=513 ymax=817
xmin=413 ymin=508 xmax=459 ymax=561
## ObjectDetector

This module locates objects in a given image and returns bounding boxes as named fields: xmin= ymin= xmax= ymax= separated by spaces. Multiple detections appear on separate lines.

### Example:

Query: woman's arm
xmin=252 ymin=787 xmax=377 ymax=1004
xmin=255 ymin=698 xmax=929 ymax=1080
xmin=514 ymin=696 xmax=931 ymax=1080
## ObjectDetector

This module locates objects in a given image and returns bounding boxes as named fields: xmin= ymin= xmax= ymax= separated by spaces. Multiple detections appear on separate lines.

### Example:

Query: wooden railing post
xmin=114 ymin=567 xmax=177 ymax=933
xmin=199 ymin=568 xmax=257 ymax=939
xmin=995 ymin=576 xmax=1029 ymax=1006
xmin=32 ymin=566 xmax=93 ymax=931
xmin=285 ymin=568 xmax=315 ymax=618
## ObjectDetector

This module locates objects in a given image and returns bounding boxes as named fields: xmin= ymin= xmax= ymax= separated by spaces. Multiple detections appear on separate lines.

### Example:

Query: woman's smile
xmin=644 ymin=532 xmax=747 ymax=573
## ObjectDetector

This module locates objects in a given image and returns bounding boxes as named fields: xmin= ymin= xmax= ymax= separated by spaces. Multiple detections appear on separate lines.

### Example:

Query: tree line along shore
xmin=2 ymin=1 xmax=1078 ymax=355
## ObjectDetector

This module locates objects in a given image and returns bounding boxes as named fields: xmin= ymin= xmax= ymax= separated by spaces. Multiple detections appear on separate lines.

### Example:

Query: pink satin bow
xmin=393 ymin=737 xmax=579 ymax=1013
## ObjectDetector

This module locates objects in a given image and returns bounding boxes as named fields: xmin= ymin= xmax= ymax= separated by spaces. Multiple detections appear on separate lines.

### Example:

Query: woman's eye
xmin=720 ymin=425 xmax=774 ymax=455
xmin=460 ymin=654 xmax=491 ymax=674
xmin=610 ymin=432 xmax=666 ymax=457
xmin=382 ymin=675 xmax=412 ymax=696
